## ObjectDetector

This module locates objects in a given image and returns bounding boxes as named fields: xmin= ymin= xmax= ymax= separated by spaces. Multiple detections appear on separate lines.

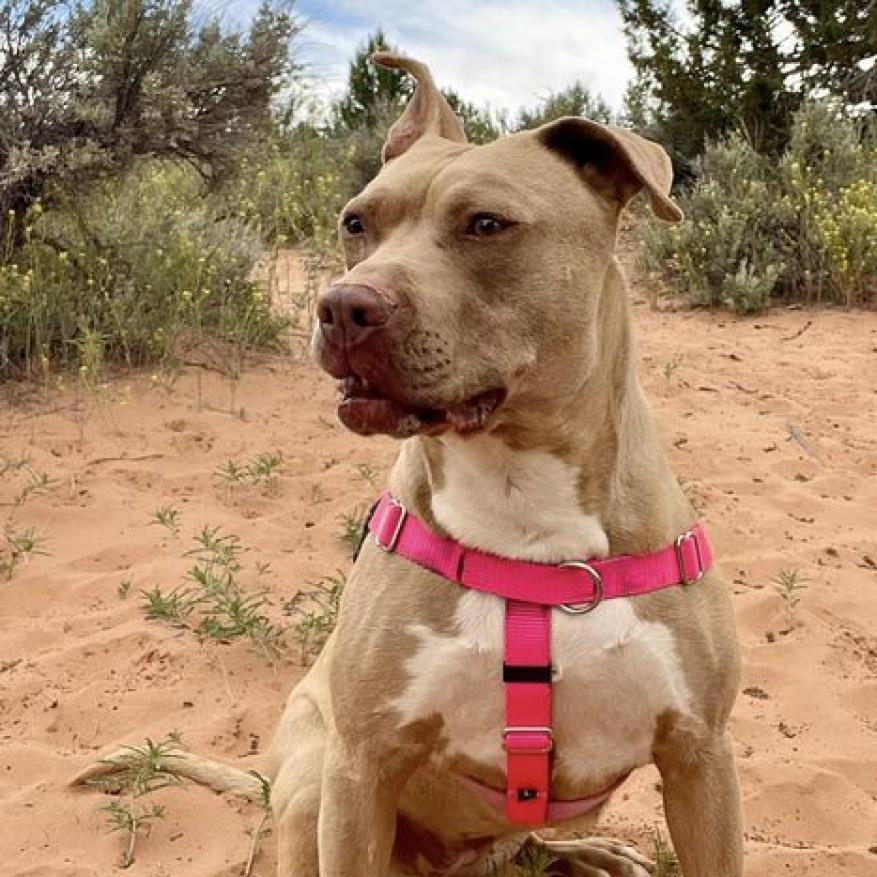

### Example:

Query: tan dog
xmin=78 ymin=53 xmax=743 ymax=876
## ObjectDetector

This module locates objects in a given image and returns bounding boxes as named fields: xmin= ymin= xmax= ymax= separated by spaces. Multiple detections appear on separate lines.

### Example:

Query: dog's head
xmin=313 ymin=53 xmax=681 ymax=439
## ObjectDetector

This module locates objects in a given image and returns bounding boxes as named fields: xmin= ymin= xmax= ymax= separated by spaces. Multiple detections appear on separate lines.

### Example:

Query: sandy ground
xmin=1 ymin=256 xmax=876 ymax=876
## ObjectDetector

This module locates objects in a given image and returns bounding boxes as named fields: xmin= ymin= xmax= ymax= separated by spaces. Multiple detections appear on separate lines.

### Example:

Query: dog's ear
xmin=372 ymin=52 xmax=467 ymax=163
xmin=536 ymin=117 xmax=683 ymax=222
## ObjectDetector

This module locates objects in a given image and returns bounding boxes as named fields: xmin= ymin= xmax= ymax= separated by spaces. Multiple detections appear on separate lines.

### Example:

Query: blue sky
xmin=219 ymin=1 xmax=637 ymax=114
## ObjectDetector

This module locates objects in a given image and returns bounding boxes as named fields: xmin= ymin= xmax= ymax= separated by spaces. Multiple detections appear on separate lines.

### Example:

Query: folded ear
xmin=536 ymin=117 xmax=683 ymax=222
xmin=372 ymin=51 xmax=467 ymax=163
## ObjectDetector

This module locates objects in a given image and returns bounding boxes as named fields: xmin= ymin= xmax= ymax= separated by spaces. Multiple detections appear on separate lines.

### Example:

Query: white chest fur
xmin=430 ymin=435 xmax=609 ymax=563
xmin=392 ymin=435 xmax=692 ymax=787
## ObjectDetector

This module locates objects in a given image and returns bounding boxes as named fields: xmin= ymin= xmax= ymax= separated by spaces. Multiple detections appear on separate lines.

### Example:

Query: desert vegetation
xmin=639 ymin=104 xmax=876 ymax=312
xmin=4 ymin=3 xmax=871 ymax=387
xmin=620 ymin=0 xmax=876 ymax=311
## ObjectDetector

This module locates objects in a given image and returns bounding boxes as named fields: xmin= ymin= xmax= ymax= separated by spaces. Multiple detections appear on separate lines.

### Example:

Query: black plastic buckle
xmin=352 ymin=498 xmax=380 ymax=562
xmin=502 ymin=663 xmax=553 ymax=684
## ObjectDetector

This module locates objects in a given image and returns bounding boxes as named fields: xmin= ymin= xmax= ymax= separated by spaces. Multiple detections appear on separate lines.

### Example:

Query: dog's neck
xmin=391 ymin=258 xmax=692 ymax=561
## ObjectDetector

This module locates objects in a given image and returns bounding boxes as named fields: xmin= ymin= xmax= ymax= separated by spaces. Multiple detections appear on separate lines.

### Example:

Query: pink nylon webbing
xmin=503 ymin=600 xmax=552 ymax=823
xmin=366 ymin=492 xmax=713 ymax=825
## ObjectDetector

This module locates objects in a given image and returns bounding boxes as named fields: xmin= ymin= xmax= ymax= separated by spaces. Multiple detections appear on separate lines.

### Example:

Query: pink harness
xmin=368 ymin=492 xmax=712 ymax=826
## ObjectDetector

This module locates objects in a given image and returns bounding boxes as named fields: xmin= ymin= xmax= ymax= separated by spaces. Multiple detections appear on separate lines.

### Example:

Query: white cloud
xmin=295 ymin=1 xmax=635 ymax=115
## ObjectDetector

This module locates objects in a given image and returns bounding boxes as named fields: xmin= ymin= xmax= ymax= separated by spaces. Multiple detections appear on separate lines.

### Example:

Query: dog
xmin=77 ymin=53 xmax=743 ymax=876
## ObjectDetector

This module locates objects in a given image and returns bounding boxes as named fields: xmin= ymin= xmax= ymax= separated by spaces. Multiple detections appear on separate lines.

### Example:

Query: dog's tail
xmin=71 ymin=746 xmax=267 ymax=803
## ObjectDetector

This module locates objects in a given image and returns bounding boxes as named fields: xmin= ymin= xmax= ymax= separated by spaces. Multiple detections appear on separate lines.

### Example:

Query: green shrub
xmin=214 ymin=101 xmax=416 ymax=255
xmin=812 ymin=179 xmax=877 ymax=305
xmin=0 ymin=163 xmax=286 ymax=376
xmin=217 ymin=128 xmax=355 ymax=252
xmin=640 ymin=102 xmax=876 ymax=312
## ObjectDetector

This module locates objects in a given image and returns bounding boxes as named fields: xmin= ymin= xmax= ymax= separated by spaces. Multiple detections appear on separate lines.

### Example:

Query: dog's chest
xmin=394 ymin=592 xmax=690 ymax=786
xmin=391 ymin=438 xmax=692 ymax=786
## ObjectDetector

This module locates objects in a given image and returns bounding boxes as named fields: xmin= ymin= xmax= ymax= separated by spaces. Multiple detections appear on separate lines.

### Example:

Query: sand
xmin=1 ymin=254 xmax=876 ymax=876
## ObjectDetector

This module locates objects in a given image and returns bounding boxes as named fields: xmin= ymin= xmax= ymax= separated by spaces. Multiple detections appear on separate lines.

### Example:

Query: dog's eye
xmin=467 ymin=214 xmax=510 ymax=237
xmin=342 ymin=214 xmax=365 ymax=235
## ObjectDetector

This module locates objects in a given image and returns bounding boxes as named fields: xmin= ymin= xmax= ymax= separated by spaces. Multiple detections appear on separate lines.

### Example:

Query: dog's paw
xmin=531 ymin=836 xmax=654 ymax=876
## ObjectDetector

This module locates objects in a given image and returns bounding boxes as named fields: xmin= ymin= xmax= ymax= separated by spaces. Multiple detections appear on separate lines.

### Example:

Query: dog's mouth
xmin=338 ymin=375 xmax=506 ymax=439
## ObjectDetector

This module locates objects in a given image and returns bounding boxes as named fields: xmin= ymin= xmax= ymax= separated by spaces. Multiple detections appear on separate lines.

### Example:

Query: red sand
xmin=1 ymin=257 xmax=876 ymax=875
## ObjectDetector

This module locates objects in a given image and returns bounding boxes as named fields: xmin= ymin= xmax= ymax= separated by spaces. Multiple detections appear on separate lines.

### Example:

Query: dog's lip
xmin=337 ymin=375 xmax=506 ymax=438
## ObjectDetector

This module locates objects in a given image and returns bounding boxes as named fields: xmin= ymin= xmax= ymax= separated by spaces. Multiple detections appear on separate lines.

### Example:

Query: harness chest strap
xmin=367 ymin=492 xmax=713 ymax=825
xmin=503 ymin=599 xmax=554 ymax=823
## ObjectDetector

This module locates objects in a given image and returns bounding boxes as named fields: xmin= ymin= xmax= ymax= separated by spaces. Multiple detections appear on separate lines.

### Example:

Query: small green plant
xmin=0 ymin=455 xmax=29 ymax=479
xmin=215 ymin=460 xmax=249 ymax=484
xmin=513 ymin=843 xmax=560 ymax=876
xmin=8 ymin=527 xmax=48 ymax=557
xmin=189 ymin=525 xmax=246 ymax=575
xmin=199 ymin=590 xmax=286 ymax=655
xmin=1 ymin=527 xmax=50 ymax=580
xmin=89 ymin=737 xmax=184 ymax=869
xmin=243 ymin=772 xmax=273 ymax=877
xmin=215 ymin=452 xmax=284 ymax=500
xmin=773 ymin=568 xmax=808 ymax=629
xmin=17 ymin=468 xmax=56 ymax=504
xmin=355 ymin=462 xmax=379 ymax=489
xmin=214 ymin=459 xmax=249 ymax=502
xmin=338 ymin=506 xmax=369 ymax=555
xmin=662 ymin=354 xmax=683 ymax=382
xmin=0 ymin=457 xmax=57 ymax=508
xmin=149 ymin=505 xmax=181 ymax=537
xmin=652 ymin=826 xmax=681 ymax=876
xmin=0 ymin=458 xmax=56 ymax=580
xmin=248 ymin=451 xmax=284 ymax=496
xmin=283 ymin=571 xmax=345 ymax=664
xmin=141 ymin=585 xmax=200 ymax=627
xmin=142 ymin=527 xmax=286 ymax=658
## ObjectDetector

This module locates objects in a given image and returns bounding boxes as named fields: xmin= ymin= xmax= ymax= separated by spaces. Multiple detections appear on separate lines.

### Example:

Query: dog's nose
xmin=317 ymin=284 xmax=395 ymax=349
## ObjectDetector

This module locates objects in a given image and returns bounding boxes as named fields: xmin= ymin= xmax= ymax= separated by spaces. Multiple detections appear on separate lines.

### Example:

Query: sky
xmin=218 ymin=1 xmax=638 ymax=115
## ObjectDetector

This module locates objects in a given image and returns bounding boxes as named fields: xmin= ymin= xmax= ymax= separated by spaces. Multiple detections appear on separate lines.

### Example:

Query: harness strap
xmin=369 ymin=495 xmax=712 ymax=605
xmin=503 ymin=600 xmax=552 ymax=824
xmin=366 ymin=492 xmax=714 ymax=826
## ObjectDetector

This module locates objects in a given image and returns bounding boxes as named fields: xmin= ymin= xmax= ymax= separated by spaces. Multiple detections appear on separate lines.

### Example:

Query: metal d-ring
xmin=558 ymin=561 xmax=604 ymax=614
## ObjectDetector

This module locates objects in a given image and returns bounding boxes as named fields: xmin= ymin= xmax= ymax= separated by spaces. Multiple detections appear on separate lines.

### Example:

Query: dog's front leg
xmin=318 ymin=716 xmax=443 ymax=877
xmin=318 ymin=741 xmax=399 ymax=876
xmin=271 ymin=692 xmax=327 ymax=877
xmin=655 ymin=728 xmax=743 ymax=877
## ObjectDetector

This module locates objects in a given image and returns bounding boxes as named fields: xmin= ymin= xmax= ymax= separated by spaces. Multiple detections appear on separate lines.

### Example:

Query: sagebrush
xmin=639 ymin=102 xmax=876 ymax=312
xmin=0 ymin=163 xmax=287 ymax=376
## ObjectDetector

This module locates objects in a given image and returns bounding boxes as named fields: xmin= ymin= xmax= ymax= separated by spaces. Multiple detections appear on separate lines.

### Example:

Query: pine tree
xmin=780 ymin=0 xmax=877 ymax=106
xmin=516 ymin=82 xmax=614 ymax=129
xmin=617 ymin=0 xmax=875 ymax=161
xmin=334 ymin=30 xmax=413 ymax=131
